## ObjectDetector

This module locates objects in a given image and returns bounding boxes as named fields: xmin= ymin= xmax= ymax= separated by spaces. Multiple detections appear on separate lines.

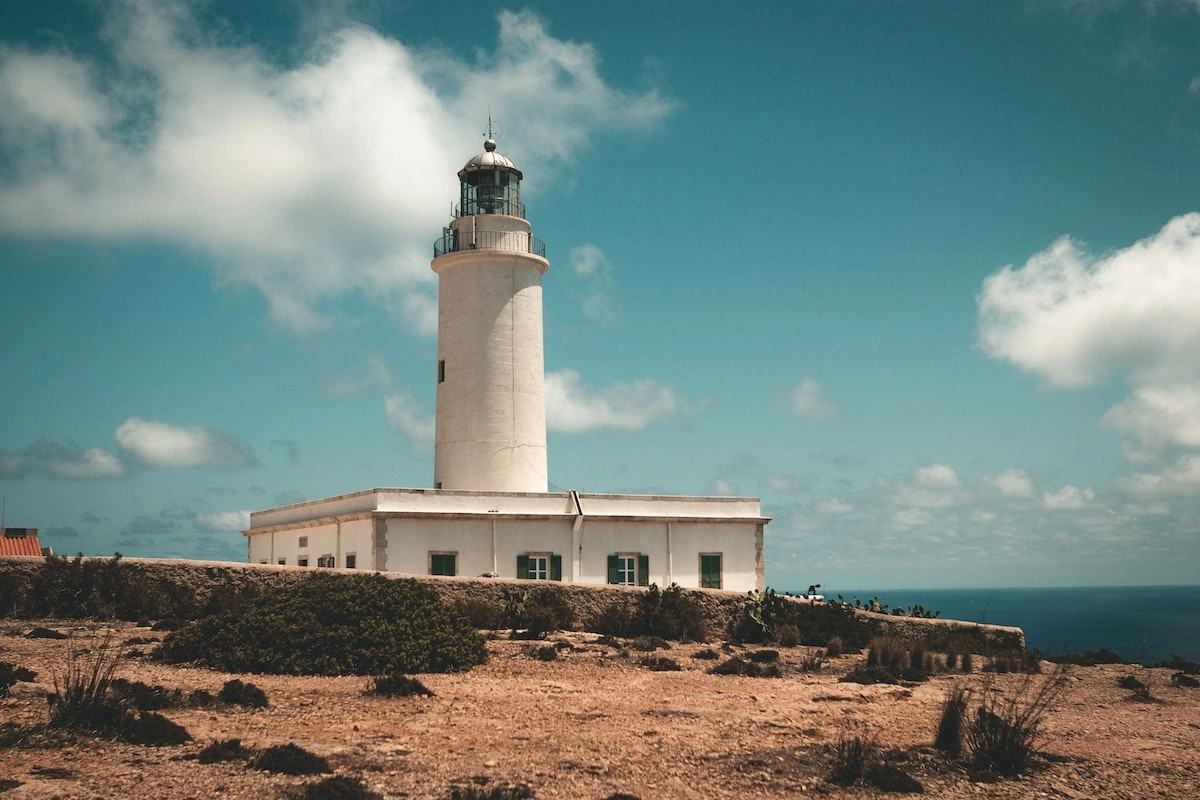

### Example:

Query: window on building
xmin=430 ymin=552 xmax=457 ymax=576
xmin=607 ymin=553 xmax=649 ymax=586
xmin=344 ymin=553 xmax=357 ymax=569
xmin=258 ymin=559 xmax=268 ymax=565
xmin=438 ymin=360 xmax=446 ymax=383
xmin=277 ymin=558 xmax=286 ymax=566
xmin=700 ymin=553 xmax=723 ymax=590
xmin=317 ymin=554 xmax=335 ymax=568
xmin=298 ymin=557 xmax=309 ymax=567
xmin=517 ymin=553 xmax=562 ymax=580
xmin=298 ymin=536 xmax=308 ymax=548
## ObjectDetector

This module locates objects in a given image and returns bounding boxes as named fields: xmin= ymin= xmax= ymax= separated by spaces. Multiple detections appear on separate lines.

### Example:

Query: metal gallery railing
xmin=433 ymin=229 xmax=547 ymax=259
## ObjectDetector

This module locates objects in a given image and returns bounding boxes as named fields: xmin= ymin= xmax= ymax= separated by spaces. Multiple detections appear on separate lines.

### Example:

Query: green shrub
xmin=110 ymin=678 xmax=182 ymax=710
xmin=121 ymin=711 xmax=191 ymax=746
xmin=48 ymin=637 xmax=125 ymax=734
xmin=447 ymin=784 xmax=534 ymax=800
xmin=251 ymin=743 xmax=331 ymax=775
xmin=639 ymin=655 xmax=681 ymax=671
xmin=729 ymin=589 xmax=871 ymax=647
xmin=0 ymin=662 xmax=37 ymax=698
xmin=965 ymin=669 xmax=1070 ymax=777
xmin=630 ymin=584 xmax=708 ymax=642
xmin=511 ymin=586 xmax=575 ymax=639
xmin=219 ymin=679 xmax=269 ymax=708
xmin=829 ymin=734 xmax=923 ymax=793
xmin=198 ymin=738 xmax=251 ymax=763
xmin=296 ymin=776 xmax=383 ymax=800
xmin=454 ymin=597 xmax=503 ymax=630
xmin=158 ymin=573 xmax=486 ymax=675
xmin=368 ymin=674 xmax=434 ymax=697
xmin=709 ymin=656 xmax=783 ymax=678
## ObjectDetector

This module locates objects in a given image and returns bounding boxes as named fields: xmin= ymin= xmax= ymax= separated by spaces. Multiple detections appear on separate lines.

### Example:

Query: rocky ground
xmin=1 ymin=620 xmax=1197 ymax=799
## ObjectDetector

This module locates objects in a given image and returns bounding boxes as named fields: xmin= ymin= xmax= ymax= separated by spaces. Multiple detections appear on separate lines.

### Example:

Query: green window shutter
xmin=607 ymin=554 xmax=619 ymax=584
xmin=516 ymin=554 xmax=529 ymax=580
xmin=701 ymin=554 xmax=722 ymax=589
xmin=551 ymin=554 xmax=562 ymax=581
xmin=637 ymin=553 xmax=650 ymax=586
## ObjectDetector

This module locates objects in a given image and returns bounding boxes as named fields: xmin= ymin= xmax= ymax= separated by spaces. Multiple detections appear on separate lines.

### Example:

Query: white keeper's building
xmin=244 ymin=134 xmax=768 ymax=591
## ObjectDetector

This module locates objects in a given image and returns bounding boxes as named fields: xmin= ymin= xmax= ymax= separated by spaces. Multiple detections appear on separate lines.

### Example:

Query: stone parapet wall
xmin=0 ymin=556 xmax=1023 ymax=653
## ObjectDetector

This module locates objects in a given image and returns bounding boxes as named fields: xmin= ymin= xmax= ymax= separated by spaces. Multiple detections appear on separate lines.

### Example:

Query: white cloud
xmin=1114 ymin=454 xmax=1200 ymax=497
xmin=914 ymin=463 xmax=961 ymax=489
xmin=567 ymin=244 xmax=616 ymax=322
xmin=45 ymin=447 xmax=126 ymax=479
xmin=0 ymin=3 xmax=675 ymax=334
xmin=891 ymin=508 xmax=933 ymax=529
xmin=1102 ymin=383 xmax=1200 ymax=451
xmin=978 ymin=213 xmax=1200 ymax=389
xmin=195 ymin=510 xmax=252 ymax=532
xmin=1043 ymin=484 xmax=1096 ymax=510
xmin=545 ymin=369 xmax=681 ymax=432
xmin=0 ymin=442 xmax=125 ymax=480
xmin=816 ymin=498 xmax=853 ymax=514
xmin=384 ymin=392 xmax=435 ymax=445
xmin=115 ymin=418 xmax=254 ymax=468
xmin=984 ymin=468 xmax=1038 ymax=499
xmin=711 ymin=479 xmax=735 ymax=495
xmin=789 ymin=379 xmax=837 ymax=421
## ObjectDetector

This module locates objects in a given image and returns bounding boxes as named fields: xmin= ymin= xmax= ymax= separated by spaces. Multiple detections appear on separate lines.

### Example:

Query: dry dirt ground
xmin=2 ymin=620 xmax=1198 ymax=800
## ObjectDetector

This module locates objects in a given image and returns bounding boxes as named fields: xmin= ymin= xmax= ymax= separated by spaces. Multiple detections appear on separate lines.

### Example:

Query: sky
xmin=2 ymin=0 xmax=1200 ymax=591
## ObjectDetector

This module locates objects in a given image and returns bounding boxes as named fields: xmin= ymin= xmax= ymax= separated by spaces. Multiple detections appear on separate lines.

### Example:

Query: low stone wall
xmin=0 ymin=556 xmax=1024 ymax=652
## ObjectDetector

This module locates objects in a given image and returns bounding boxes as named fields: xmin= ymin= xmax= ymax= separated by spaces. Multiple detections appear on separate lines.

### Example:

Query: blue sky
xmin=2 ymin=0 xmax=1199 ymax=590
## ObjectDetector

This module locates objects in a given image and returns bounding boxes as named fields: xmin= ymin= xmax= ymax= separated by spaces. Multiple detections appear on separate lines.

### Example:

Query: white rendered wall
xmin=247 ymin=518 xmax=373 ymax=569
xmin=432 ymin=213 xmax=549 ymax=493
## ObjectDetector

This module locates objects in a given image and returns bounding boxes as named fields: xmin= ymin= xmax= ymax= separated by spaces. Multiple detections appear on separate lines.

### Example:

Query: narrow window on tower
xmin=438 ymin=360 xmax=446 ymax=383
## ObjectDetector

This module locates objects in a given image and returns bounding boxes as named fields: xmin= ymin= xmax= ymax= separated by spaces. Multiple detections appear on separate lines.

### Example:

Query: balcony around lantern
xmin=434 ymin=228 xmax=547 ymax=259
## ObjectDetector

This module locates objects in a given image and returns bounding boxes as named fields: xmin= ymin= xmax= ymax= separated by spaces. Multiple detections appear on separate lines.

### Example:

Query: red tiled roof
xmin=0 ymin=536 xmax=42 ymax=556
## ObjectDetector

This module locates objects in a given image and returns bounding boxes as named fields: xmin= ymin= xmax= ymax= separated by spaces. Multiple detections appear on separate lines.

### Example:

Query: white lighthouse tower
xmin=245 ymin=129 xmax=768 ymax=592
xmin=431 ymin=136 xmax=549 ymax=492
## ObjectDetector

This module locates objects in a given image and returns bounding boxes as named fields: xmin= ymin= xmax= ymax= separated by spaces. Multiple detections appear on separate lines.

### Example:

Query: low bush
xmin=828 ymin=734 xmax=923 ymax=793
xmin=730 ymin=589 xmax=872 ymax=648
xmin=121 ymin=711 xmax=191 ymax=746
xmin=26 ymin=627 xmax=68 ymax=639
xmin=296 ymin=776 xmax=383 ymax=800
xmin=110 ymin=678 xmax=182 ymax=710
xmin=368 ymin=674 xmax=434 ymax=697
xmin=454 ymin=597 xmax=503 ymax=630
xmin=159 ymin=573 xmax=486 ymax=675
xmin=824 ymin=636 xmax=844 ymax=658
xmin=219 ymin=679 xmax=269 ymax=708
xmin=0 ymin=662 xmax=37 ymax=697
xmin=985 ymin=651 xmax=1042 ymax=674
xmin=1171 ymin=673 xmax=1200 ymax=688
xmin=48 ymin=637 xmax=125 ymax=734
xmin=640 ymin=655 xmax=681 ymax=671
xmin=251 ymin=743 xmax=331 ymax=775
xmin=710 ymin=656 xmax=783 ymax=678
xmin=631 ymin=635 xmax=670 ymax=652
xmin=507 ymin=586 xmax=575 ymax=640
xmin=629 ymin=584 xmax=708 ymax=642
xmin=691 ymin=648 xmax=720 ymax=661
xmin=747 ymin=649 xmax=779 ymax=664
xmin=964 ymin=668 xmax=1070 ymax=777
xmin=447 ymin=784 xmax=534 ymax=800
xmin=198 ymin=738 xmax=252 ymax=764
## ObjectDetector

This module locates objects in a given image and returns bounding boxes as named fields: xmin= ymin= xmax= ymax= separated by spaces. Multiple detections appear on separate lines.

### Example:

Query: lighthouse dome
xmin=459 ymin=139 xmax=523 ymax=179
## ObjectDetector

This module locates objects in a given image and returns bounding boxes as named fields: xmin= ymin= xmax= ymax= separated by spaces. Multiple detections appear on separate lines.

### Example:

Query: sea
xmin=803 ymin=585 xmax=1200 ymax=665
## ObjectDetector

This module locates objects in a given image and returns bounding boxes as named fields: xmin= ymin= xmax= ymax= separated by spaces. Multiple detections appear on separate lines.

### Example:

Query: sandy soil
xmin=1 ymin=620 xmax=1198 ymax=800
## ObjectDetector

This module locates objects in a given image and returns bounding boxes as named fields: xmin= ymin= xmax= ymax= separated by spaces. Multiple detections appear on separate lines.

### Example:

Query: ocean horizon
xmin=786 ymin=584 xmax=1200 ymax=665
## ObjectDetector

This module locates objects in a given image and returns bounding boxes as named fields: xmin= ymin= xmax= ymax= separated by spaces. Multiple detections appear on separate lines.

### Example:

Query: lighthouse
xmin=431 ymin=136 xmax=549 ymax=492
xmin=245 ymin=130 xmax=768 ymax=592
